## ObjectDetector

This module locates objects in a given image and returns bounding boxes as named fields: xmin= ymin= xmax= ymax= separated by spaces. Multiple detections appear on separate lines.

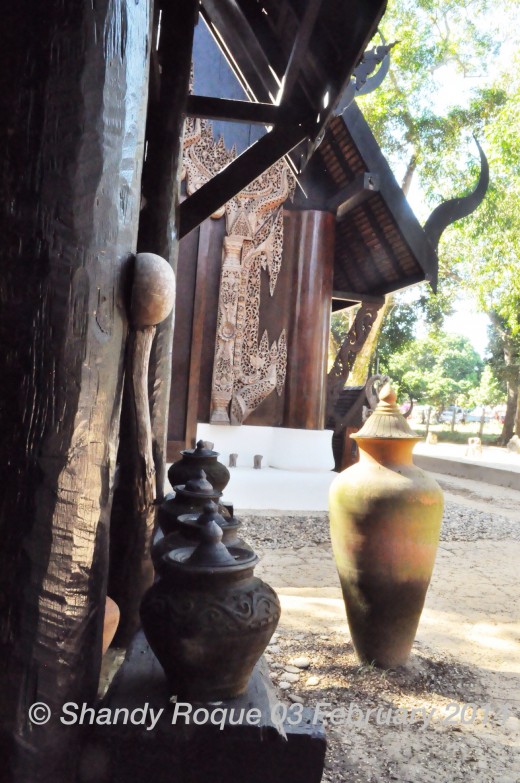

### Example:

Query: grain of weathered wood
xmin=283 ymin=211 xmax=335 ymax=430
xmin=109 ymin=328 xmax=157 ymax=647
xmin=0 ymin=2 xmax=151 ymax=780
xmin=139 ymin=0 xmax=198 ymax=493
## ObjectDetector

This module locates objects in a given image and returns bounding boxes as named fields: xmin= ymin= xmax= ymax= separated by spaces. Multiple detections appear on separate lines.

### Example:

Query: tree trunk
xmin=499 ymin=358 xmax=519 ymax=446
xmin=488 ymin=313 xmax=520 ymax=447
xmin=0 ymin=3 xmax=151 ymax=781
xmin=108 ymin=0 xmax=198 ymax=646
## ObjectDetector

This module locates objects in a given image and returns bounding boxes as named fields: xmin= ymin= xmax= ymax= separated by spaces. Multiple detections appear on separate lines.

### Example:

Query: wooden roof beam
xmin=278 ymin=0 xmax=325 ymax=105
xmin=327 ymin=172 xmax=380 ymax=217
xmin=179 ymin=123 xmax=309 ymax=238
xmin=200 ymin=0 xmax=278 ymax=102
xmin=332 ymin=290 xmax=385 ymax=304
xmin=186 ymin=95 xmax=288 ymax=126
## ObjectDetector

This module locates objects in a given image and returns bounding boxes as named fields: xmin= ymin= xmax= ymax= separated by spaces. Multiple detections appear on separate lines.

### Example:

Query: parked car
xmin=438 ymin=406 xmax=464 ymax=423
xmin=465 ymin=407 xmax=490 ymax=423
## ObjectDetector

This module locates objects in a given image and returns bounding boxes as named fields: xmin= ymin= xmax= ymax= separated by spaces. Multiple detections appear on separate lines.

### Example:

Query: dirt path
xmin=247 ymin=475 xmax=520 ymax=783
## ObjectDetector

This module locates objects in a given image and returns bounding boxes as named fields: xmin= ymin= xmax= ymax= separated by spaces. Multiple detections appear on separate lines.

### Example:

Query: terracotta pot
xmin=102 ymin=597 xmax=120 ymax=655
xmin=168 ymin=440 xmax=230 ymax=494
xmin=328 ymin=385 xmax=443 ymax=668
xmin=141 ymin=509 xmax=280 ymax=700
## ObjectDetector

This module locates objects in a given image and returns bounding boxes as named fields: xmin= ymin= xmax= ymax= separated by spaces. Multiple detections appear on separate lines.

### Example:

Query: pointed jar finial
xmin=352 ymin=383 xmax=419 ymax=440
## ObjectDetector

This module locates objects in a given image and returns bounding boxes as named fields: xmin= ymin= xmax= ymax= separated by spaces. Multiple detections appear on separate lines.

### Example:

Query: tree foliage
xmin=348 ymin=0 xmax=520 ymax=441
xmin=386 ymin=332 xmax=483 ymax=410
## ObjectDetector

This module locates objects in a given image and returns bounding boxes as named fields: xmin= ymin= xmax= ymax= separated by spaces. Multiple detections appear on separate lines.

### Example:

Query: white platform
xmin=196 ymin=423 xmax=334 ymax=472
xmin=220 ymin=466 xmax=335 ymax=511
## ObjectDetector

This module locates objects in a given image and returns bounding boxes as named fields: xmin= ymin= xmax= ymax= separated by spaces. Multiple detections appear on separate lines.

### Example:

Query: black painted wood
xmin=200 ymin=0 xmax=277 ymax=102
xmin=78 ymin=633 xmax=326 ymax=783
xmin=328 ymin=172 xmax=380 ymax=216
xmin=0 ymin=2 xmax=151 ymax=780
xmin=278 ymin=0 xmax=324 ymax=105
xmin=187 ymin=95 xmax=286 ymax=125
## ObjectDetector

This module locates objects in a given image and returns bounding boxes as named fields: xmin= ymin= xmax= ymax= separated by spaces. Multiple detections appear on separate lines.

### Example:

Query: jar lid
xmin=164 ymin=503 xmax=257 ymax=574
xmin=177 ymin=501 xmax=240 ymax=533
xmin=180 ymin=439 xmax=219 ymax=459
xmin=352 ymin=383 xmax=419 ymax=440
xmin=174 ymin=469 xmax=222 ymax=499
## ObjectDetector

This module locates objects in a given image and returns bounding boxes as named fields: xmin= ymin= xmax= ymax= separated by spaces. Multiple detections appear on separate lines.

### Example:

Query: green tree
xmin=469 ymin=364 xmax=504 ymax=408
xmin=387 ymin=332 xmax=483 ymax=411
xmin=350 ymin=0 xmax=520 ymax=443
xmin=436 ymin=54 xmax=520 ymax=442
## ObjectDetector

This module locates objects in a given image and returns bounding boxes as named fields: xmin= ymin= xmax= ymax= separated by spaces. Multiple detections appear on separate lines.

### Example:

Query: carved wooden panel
xmin=182 ymin=117 xmax=295 ymax=425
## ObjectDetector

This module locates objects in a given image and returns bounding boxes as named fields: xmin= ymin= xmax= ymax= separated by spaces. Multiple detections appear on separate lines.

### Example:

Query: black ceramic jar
xmin=168 ymin=440 xmax=230 ymax=494
xmin=141 ymin=508 xmax=281 ymax=701
xmin=157 ymin=469 xmax=221 ymax=536
xmin=152 ymin=500 xmax=249 ymax=570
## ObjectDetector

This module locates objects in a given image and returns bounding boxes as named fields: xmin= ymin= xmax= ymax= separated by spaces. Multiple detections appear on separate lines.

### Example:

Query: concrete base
xmin=413 ymin=442 xmax=520 ymax=491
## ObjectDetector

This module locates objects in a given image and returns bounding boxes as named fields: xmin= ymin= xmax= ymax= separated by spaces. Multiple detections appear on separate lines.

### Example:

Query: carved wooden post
xmin=109 ymin=0 xmax=198 ymax=644
xmin=137 ymin=0 xmax=199 ymax=494
xmin=0 ymin=2 xmax=151 ymax=780
xmin=109 ymin=254 xmax=175 ymax=646
xmin=326 ymin=300 xmax=385 ymax=431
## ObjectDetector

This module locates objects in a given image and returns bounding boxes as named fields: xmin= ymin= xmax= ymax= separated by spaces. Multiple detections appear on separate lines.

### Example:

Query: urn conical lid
xmin=181 ymin=439 xmax=219 ymax=458
xmin=164 ymin=502 xmax=257 ymax=574
xmin=174 ymin=469 xmax=221 ymax=499
xmin=352 ymin=383 xmax=419 ymax=440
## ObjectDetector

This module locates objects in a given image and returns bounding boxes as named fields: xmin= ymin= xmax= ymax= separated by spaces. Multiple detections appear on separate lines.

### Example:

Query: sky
xmin=444 ymin=304 xmax=489 ymax=358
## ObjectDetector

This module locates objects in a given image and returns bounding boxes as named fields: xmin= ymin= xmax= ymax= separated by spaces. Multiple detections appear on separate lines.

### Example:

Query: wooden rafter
xmin=327 ymin=172 xmax=380 ymax=216
xmin=200 ymin=0 xmax=277 ymax=101
xmin=186 ymin=95 xmax=287 ymax=125
xmin=278 ymin=0 xmax=324 ymax=105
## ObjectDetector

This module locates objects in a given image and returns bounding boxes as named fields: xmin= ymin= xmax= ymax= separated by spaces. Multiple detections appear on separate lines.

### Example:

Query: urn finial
xmin=378 ymin=382 xmax=397 ymax=405
xmin=353 ymin=382 xmax=418 ymax=440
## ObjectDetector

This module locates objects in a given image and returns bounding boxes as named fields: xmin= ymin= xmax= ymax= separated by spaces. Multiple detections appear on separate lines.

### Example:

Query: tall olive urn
xmin=328 ymin=384 xmax=444 ymax=668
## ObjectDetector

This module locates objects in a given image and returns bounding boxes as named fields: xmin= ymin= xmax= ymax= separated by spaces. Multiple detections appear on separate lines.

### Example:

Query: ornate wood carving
xmin=326 ymin=301 xmax=384 ymax=431
xmin=182 ymin=117 xmax=295 ymax=425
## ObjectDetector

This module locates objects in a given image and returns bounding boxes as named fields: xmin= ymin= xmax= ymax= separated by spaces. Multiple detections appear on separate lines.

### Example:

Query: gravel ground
xmin=238 ymin=499 xmax=520 ymax=783
xmin=239 ymin=501 xmax=520 ymax=550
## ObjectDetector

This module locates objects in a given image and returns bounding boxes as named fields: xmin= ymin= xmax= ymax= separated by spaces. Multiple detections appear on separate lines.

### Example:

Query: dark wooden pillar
xmin=137 ymin=0 xmax=199 ymax=494
xmin=283 ymin=211 xmax=335 ymax=430
xmin=108 ymin=0 xmax=198 ymax=644
xmin=0 ymin=2 xmax=151 ymax=781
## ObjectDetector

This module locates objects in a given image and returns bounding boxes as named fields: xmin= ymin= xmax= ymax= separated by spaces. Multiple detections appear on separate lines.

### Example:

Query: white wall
xmin=197 ymin=424 xmax=334 ymax=472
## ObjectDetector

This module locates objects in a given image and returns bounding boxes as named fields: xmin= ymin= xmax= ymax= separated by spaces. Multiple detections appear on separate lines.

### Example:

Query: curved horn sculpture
xmin=423 ymin=138 xmax=489 ymax=251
